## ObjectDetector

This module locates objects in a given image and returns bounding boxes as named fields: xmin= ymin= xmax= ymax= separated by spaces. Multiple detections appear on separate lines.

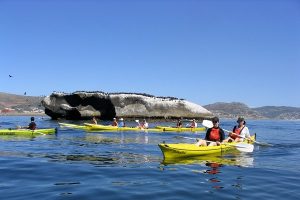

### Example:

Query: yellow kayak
xmin=0 ymin=128 xmax=57 ymax=136
xmin=59 ymin=123 xmax=87 ymax=130
xmin=158 ymin=135 xmax=256 ymax=159
xmin=155 ymin=126 xmax=206 ymax=132
xmin=84 ymin=123 xmax=160 ymax=132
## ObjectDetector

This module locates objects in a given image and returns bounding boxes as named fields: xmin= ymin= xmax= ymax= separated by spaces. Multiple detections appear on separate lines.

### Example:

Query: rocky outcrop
xmin=41 ymin=91 xmax=212 ymax=120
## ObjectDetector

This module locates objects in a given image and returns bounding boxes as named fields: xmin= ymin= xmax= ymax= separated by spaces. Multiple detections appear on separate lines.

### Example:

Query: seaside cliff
xmin=41 ymin=91 xmax=212 ymax=120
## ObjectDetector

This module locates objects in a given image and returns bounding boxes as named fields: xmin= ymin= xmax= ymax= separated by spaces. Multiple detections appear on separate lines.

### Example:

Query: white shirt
xmin=239 ymin=126 xmax=251 ymax=140
xmin=143 ymin=122 xmax=149 ymax=129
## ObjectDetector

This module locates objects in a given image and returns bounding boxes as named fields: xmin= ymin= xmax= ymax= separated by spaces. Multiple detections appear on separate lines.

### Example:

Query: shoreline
xmin=0 ymin=113 xmax=46 ymax=116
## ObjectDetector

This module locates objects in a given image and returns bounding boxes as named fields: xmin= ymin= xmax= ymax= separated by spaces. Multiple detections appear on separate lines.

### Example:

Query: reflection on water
xmin=161 ymin=154 xmax=254 ymax=192
xmin=161 ymin=153 xmax=254 ymax=168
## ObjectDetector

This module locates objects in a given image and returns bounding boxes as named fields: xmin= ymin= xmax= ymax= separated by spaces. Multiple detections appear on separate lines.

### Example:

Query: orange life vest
xmin=209 ymin=128 xmax=221 ymax=141
xmin=231 ymin=126 xmax=244 ymax=139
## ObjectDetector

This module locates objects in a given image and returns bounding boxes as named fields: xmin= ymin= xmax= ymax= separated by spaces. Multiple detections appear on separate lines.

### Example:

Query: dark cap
xmin=237 ymin=117 xmax=245 ymax=123
xmin=212 ymin=117 xmax=219 ymax=123
xmin=31 ymin=117 xmax=35 ymax=121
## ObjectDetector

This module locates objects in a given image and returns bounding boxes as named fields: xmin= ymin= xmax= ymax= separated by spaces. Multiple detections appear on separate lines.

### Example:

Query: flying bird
xmin=9 ymin=75 xmax=13 ymax=78
xmin=24 ymin=92 xmax=27 ymax=95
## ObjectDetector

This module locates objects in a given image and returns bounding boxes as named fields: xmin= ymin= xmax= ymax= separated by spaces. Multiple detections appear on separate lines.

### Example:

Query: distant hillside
xmin=0 ymin=92 xmax=44 ymax=114
xmin=204 ymin=102 xmax=263 ymax=119
xmin=204 ymin=102 xmax=300 ymax=120
xmin=253 ymin=106 xmax=300 ymax=120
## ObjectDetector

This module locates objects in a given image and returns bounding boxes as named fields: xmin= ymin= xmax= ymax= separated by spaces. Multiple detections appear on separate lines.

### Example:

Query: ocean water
xmin=0 ymin=116 xmax=299 ymax=199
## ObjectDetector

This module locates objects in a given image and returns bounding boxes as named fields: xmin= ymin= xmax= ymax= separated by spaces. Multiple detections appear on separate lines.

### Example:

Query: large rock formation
xmin=41 ymin=91 xmax=212 ymax=120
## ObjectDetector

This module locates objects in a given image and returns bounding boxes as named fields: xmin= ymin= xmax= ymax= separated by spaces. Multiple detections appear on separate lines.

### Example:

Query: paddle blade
xmin=235 ymin=143 xmax=254 ymax=153
xmin=202 ymin=120 xmax=213 ymax=128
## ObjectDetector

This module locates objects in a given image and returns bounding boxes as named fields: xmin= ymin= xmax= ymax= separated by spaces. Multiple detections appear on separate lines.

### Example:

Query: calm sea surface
xmin=0 ymin=116 xmax=299 ymax=199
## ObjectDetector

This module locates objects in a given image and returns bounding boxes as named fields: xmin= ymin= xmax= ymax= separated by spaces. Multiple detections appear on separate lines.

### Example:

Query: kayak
xmin=59 ymin=123 xmax=87 ymax=130
xmin=155 ymin=126 xmax=206 ymax=132
xmin=158 ymin=135 xmax=256 ymax=159
xmin=0 ymin=128 xmax=57 ymax=136
xmin=84 ymin=123 xmax=160 ymax=132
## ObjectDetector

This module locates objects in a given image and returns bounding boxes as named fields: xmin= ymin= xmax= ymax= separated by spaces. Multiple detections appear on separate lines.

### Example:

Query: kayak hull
xmin=158 ymin=143 xmax=234 ymax=159
xmin=0 ymin=128 xmax=56 ymax=136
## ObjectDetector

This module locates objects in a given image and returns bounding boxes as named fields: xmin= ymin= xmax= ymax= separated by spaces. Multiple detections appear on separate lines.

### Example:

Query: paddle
xmin=202 ymin=120 xmax=270 ymax=146
xmin=175 ymin=136 xmax=254 ymax=153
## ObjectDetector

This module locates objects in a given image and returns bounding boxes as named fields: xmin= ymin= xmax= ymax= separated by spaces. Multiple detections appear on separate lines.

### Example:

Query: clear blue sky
xmin=1 ymin=0 xmax=299 ymax=107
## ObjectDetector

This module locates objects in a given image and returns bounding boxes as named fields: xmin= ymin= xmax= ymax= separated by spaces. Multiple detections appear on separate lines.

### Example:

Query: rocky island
xmin=41 ymin=91 xmax=212 ymax=120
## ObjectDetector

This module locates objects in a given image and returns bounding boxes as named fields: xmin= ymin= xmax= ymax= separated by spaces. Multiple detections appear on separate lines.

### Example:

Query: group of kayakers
xmin=196 ymin=116 xmax=252 ymax=147
xmin=92 ymin=117 xmax=149 ymax=129
xmin=21 ymin=116 xmax=252 ymax=146
xmin=176 ymin=118 xmax=197 ymax=128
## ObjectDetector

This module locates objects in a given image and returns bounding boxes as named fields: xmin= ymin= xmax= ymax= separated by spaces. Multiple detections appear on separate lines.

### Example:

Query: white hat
xmin=120 ymin=118 xmax=124 ymax=121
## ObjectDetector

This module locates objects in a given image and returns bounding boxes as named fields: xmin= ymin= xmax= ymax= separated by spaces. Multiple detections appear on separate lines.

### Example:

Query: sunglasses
xmin=212 ymin=121 xmax=219 ymax=124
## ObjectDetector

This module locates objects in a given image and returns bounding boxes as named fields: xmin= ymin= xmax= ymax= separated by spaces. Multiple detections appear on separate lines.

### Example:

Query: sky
xmin=0 ymin=0 xmax=299 ymax=107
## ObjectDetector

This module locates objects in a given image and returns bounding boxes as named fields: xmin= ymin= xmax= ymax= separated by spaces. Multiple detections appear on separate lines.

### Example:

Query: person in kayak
xmin=139 ymin=119 xmax=149 ymax=129
xmin=92 ymin=116 xmax=98 ymax=124
xmin=119 ymin=118 xmax=125 ymax=127
xmin=176 ymin=119 xmax=182 ymax=128
xmin=112 ymin=118 xmax=118 ymax=126
xmin=186 ymin=119 xmax=197 ymax=128
xmin=191 ymin=119 xmax=197 ymax=128
xmin=196 ymin=117 xmax=225 ymax=146
xmin=223 ymin=117 xmax=251 ymax=142
xmin=27 ymin=117 xmax=37 ymax=130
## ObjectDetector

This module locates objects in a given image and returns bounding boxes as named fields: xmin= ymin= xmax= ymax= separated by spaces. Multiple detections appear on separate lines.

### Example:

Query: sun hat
xmin=120 ymin=118 xmax=124 ymax=121
xmin=237 ymin=117 xmax=245 ymax=123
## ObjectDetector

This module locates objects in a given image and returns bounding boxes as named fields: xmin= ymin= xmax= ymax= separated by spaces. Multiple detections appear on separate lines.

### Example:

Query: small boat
xmin=59 ymin=123 xmax=87 ymax=130
xmin=158 ymin=135 xmax=256 ymax=159
xmin=0 ymin=128 xmax=57 ymax=136
xmin=84 ymin=123 xmax=160 ymax=132
xmin=155 ymin=126 xmax=206 ymax=132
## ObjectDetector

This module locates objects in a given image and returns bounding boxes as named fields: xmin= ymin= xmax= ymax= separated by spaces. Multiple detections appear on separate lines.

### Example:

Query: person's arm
xmin=220 ymin=129 xmax=225 ymax=142
xmin=244 ymin=127 xmax=251 ymax=139
xmin=229 ymin=126 xmax=236 ymax=137
xmin=205 ymin=128 xmax=211 ymax=140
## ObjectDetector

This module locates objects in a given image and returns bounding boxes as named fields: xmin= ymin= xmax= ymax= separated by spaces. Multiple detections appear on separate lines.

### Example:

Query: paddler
xmin=92 ymin=116 xmax=98 ymax=124
xmin=196 ymin=117 xmax=225 ymax=146
xmin=23 ymin=116 xmax=37 ymax=130
xmin=223 ymin=117 xmax=252 ymax=142
xmin=139 ymin=119 xmax=149 ymax=129
xmin=118 ymin=118 xmax=125 ymax=127
xmin=176 ymin=119 xmax=182 ymax=128
xmin=112 ymin=118 xmax=118 ymax=126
